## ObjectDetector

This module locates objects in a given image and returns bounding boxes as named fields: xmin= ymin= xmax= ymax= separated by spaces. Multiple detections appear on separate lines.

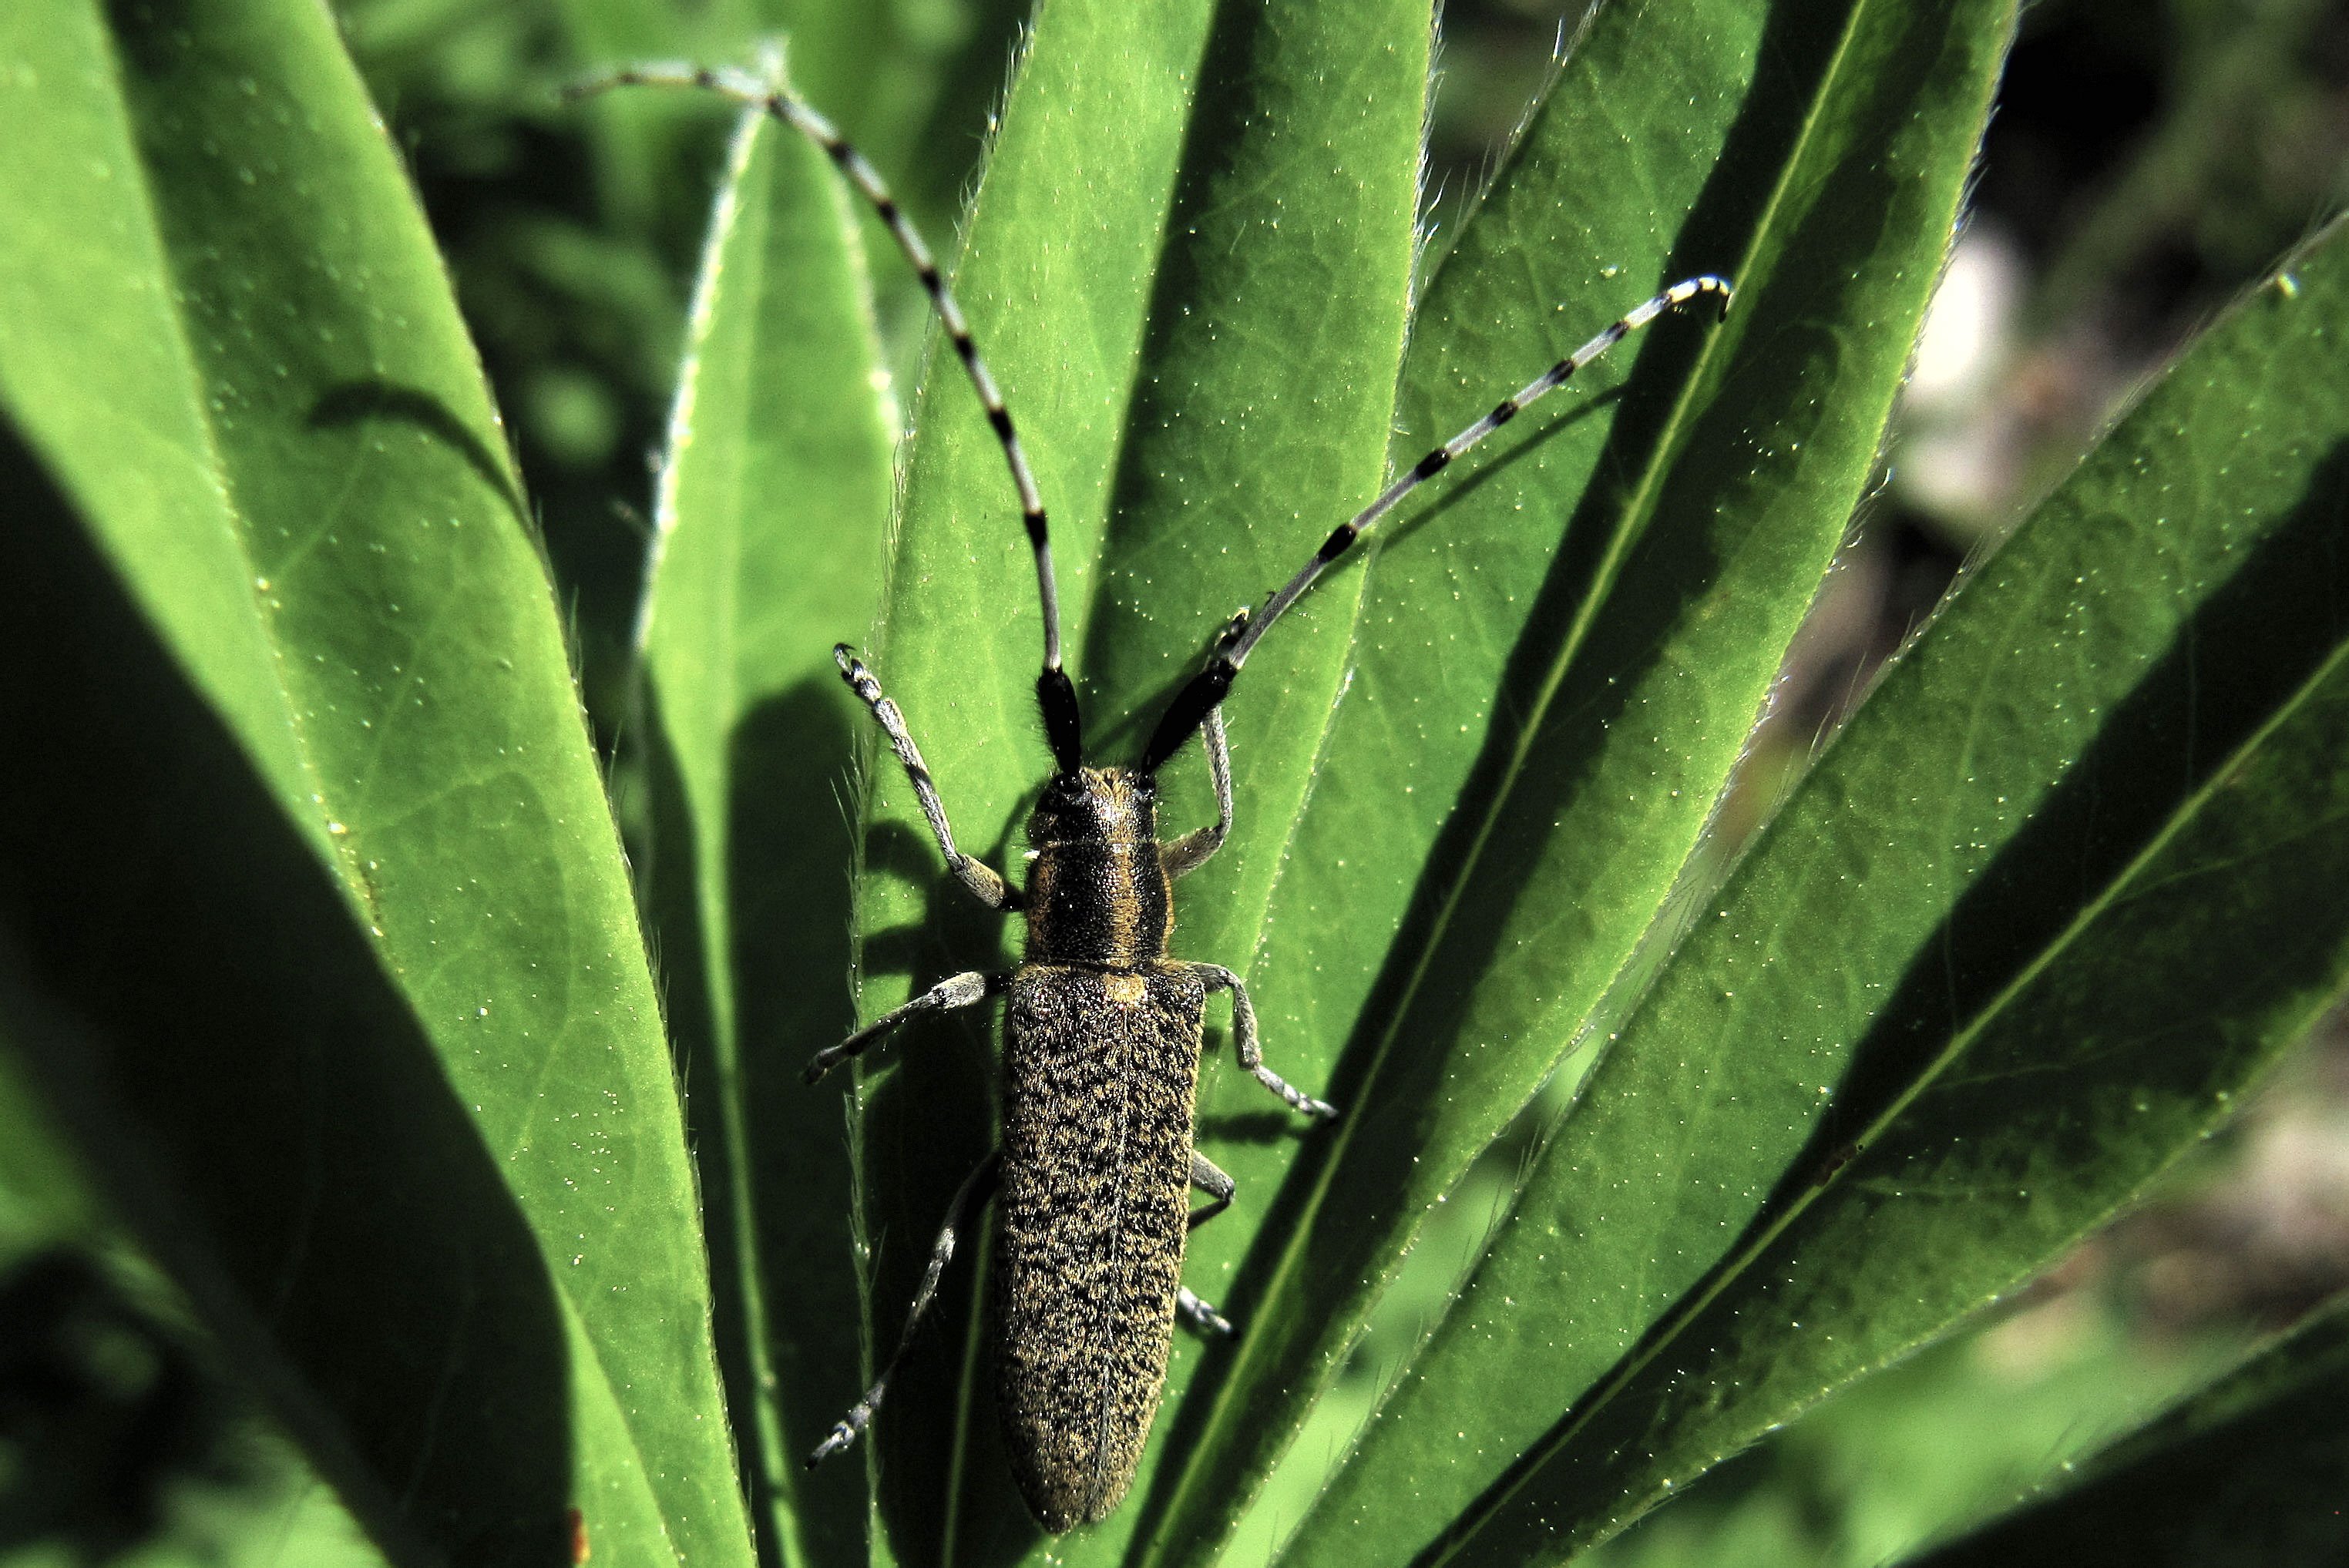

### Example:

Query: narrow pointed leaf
xmin=0 ymin=413 xmax=681 ymax=1568
xmin=0 ymin=5 xmax=750 ymax=1563
xmin=1319 ymin=219 xmax=2349 ymax=1568
xmin=845 ymin=4 xmax=1224 ymax=1555
xmin=1905 ymin=1296 xmax=2349 ymax=1568
xmin=637 ymin=105 xmax=896 ymax=1568
xmin=1149 ymin=3 xmax=2018 ymax=1560
xmin=838 ymin=0 xmax=1430 ymax=1559
xmin=1036 ymin=0 xmax=1433 ymax=1559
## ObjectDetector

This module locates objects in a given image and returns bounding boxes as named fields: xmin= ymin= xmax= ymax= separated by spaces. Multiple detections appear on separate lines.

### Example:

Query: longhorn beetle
xmin=570 ymin=61 xmax=1731 ymax=1535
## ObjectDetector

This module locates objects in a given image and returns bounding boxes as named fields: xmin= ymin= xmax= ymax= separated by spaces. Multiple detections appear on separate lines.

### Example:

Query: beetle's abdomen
xmin=996 ymin=964 xmax=1205 ymax=1533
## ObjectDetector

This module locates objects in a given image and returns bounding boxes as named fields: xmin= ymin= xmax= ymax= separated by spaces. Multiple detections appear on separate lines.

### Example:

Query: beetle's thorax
xmin=1023 ymin=767 xmax=1171 ymax=966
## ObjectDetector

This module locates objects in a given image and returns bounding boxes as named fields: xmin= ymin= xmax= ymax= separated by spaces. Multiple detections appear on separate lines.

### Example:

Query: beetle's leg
xmin=835 ymin=646 xmax=1020 ymax=912
xmin=1161 ymin=609 xmax=1245 ymax=880
xmin=1178 ymin=1153 xmax=1240 ymax=1336
xmin=1177 ymin=1287 xmax=1235 ymax=1338
xmin=1192 ymin=965 xmax=1339 ymax=1120
xmin=805 ymin=971 xmax=1004 ymax=1083
xmin=1188 ymin=1150 xmax=1235 ymax=1229
xmin=807 ymin=1148 xmax=1002 ymax=1468
xmin=1161 ymin=704 xmax=1232 ymax=881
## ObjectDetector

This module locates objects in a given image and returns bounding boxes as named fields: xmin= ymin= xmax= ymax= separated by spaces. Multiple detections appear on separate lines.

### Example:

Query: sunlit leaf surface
xmin=0 ymin=5 xmax=751 ymax=1563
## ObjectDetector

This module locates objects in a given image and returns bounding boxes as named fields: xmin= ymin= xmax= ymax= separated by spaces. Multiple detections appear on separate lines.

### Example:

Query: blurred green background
xmin=7 ymin=1 xmax=2349 ymax=1564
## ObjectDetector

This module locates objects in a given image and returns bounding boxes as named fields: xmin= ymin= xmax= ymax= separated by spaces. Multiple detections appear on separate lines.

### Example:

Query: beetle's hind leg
xmin=1193 ymin=965 xmax=1339 ymax=1120
xmin=1178 ymin=1153 xmax=1239 ymax=1337
xmin=835 ymin=646 xmax=1020 ymax=912
xmin=808 ymin=1149 xmax=1003 ymax=1468
xmin=805 ymin=970 xmax=1006 ymax=1083
xmin=1188 ymin=1150 xmax=1235 ymax=1228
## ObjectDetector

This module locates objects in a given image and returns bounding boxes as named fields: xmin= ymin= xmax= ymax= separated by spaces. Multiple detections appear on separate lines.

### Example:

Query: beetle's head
xmin=1027 ymin=767 xmax=1157 ymax=850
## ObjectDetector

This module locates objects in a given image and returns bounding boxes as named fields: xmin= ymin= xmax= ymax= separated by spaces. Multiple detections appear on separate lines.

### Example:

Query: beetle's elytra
xmin=996 ymin=956 xmax=1204 ymax=1526
xmin=570 ymin=59 xmax=1729 ymax=1535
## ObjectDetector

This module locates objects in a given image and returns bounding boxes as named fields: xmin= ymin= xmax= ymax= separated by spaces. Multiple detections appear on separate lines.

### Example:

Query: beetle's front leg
xmin=836 ymin=645 xmax=1020 ymax=911
xmin=1164 ymin=609 xmax=1246 ymax=881
xmin=1160 ymin=704 xmax=1232 ymax=880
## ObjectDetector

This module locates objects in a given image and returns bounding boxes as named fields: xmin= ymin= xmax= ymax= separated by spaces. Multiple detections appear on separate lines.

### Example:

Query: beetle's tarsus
xmin=806 ymin=1419 xmax=860 ymax=1469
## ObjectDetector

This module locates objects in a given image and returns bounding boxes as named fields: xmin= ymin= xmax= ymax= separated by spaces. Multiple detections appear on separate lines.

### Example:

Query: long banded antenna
xmin=566 ymin=62 xmax=1084 ymax=771
xmin=1141 ymin=274 xmax=1733 ymax=773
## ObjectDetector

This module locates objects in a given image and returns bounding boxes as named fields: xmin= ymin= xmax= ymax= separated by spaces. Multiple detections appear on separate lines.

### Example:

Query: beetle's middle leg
xmin=1178 ymin=1152 xmax=1238 ymax=1337
xmin=807 ymin=1148 xmax=1002 ymax=1468
xmin=805 ymin=970 xmax=1006 ymax=1083
xmin=835 ymin=645 xmax=1020 ymax=911
xmin=1192 ymin=965 xmax=1338 ymax=1120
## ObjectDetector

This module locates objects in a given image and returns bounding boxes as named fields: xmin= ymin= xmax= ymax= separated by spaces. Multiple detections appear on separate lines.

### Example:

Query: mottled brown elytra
xmin=570 ymin=59 xmax=1730 ymax=1535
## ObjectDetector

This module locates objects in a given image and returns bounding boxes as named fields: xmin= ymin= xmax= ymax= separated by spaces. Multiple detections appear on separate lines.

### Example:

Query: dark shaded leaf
xmin=1905 ymin=1295 xmax=2349 ymax=1568
xmin=1314 ymin=215 xmax=2349 ymax=1568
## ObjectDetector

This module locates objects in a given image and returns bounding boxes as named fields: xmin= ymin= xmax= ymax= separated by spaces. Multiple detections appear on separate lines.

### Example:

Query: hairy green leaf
xmin=637 ymin=97 xmax=897 ymax=1568
xmin=1154 ymin=3 xmax=2017 ymax=1560
xmin=836 ymin=0 xmax=1429 ymax=1559
xmin=0 ymin=5 xmax=748 ymax=1563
